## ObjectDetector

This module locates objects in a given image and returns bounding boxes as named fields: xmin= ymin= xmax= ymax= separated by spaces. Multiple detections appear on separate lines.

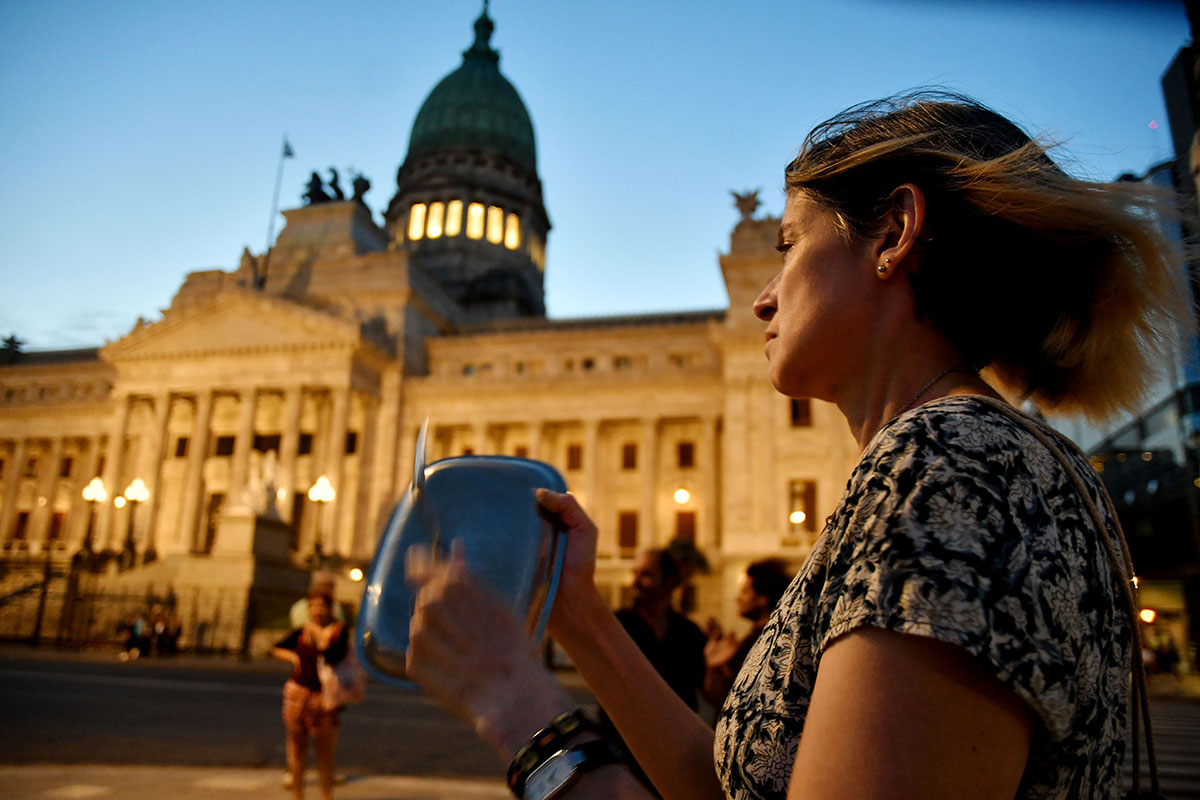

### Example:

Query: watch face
xmin=525 ymin=753 xmax=576 ymax=800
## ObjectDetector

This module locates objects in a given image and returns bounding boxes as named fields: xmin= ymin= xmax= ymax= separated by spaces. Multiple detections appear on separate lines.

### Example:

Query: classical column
xmin=366 ymin=371 xmax=402 ymax=543
xmin=321 ymin=386 xmax=349 ymax=555
xmin=347 ymin=393 xmax=379 ymax=558
xmin=277 ymin=386 xmax=304 ymax=524
xmin=583 ymin=420 xmax=601 ymax=551
xmin=177 ymin=390 xmax=214 ymax=552
xmin=98 ymin=393 xmax=132 ymax=551
xmin=701 ymin=416 xmax=721 ymax=552
xmin=0 ymin=438 xmax=29 ymax=542
xmin=30 ymin=437 xmax=63 ymax=549
xmin=228 ymin=387 xmax=258 ymax=511
xmin=69 ymin=437 xmax=104 ymax=550
xmin=527 ymin=420 xmax=543 ymax=460
xmin=140 ymin=392 xmax=172 ymax=558
xmin=641 ymin=418 xmax=659 ymax=548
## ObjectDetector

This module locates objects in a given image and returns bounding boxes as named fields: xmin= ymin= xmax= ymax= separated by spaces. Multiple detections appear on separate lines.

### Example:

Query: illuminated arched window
xmin=445 ymin=199 xmax=463 ymax=237
xmin=530 ymin=236 xmax=545 ymax=270
xmin=427 ymin=201 xmax=445 ymax=238
xmin=504 ymin=212 xmax=521 ymax=249
xmin=408 ymin=203 xmax=427 ymax=241
xmin=466 ymin=202 xmax=485 ymax=240
xmin=486 ymin=205 xmax=504 ymax=244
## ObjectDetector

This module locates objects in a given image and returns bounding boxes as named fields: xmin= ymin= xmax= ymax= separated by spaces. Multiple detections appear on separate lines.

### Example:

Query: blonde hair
xmin=785 ymin=92 xmax=1193 ymax=419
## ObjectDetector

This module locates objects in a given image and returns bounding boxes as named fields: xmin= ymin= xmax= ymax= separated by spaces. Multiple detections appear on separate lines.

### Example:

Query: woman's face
xmin=308 ymin=595 xmax=332 ymax=625
xmin=753 ymin=193 xmax=878 ymax=400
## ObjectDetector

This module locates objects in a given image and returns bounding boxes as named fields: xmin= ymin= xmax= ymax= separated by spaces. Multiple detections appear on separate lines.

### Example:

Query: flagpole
xmin=259 ymin=135 xmax=293 ymax=289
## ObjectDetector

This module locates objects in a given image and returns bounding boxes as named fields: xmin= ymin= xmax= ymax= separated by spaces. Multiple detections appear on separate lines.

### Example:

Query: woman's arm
xmin=787 ymin=627 xmax=1034 ymax=800
xmin=270 ymin=646 xmax=300 ymax=668
xmin=537 ymin=490 xmax=724 ymax=800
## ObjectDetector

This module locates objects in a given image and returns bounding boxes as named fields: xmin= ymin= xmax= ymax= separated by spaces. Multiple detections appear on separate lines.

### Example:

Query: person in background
xmin=703 ymin=558 xmax=793 ymax=706
xmin=289 ymin=571 xmax=347 ymax=628
xmin=271 ymin=589 xmax=348 ymax=800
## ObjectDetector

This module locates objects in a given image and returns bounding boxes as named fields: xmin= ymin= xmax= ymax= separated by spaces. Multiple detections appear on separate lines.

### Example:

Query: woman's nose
xmin=753 ymin=275 xmax=779 ymax=321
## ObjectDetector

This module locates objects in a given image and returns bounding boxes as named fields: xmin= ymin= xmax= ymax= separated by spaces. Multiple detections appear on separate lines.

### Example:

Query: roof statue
xmin=328 ymin=167 xmax=346 ymax=201
xmin=732 ymin=189 xmax=762 ymax=222
xmin=351 ymin=171 xmax=371 ymax=204
xmin=303 ymin=171 xmax=331 ymax=205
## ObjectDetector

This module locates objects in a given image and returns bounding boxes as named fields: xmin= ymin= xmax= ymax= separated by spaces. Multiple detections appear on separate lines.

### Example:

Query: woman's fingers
xmin=536 ymin=488 xmax=597 ymax=535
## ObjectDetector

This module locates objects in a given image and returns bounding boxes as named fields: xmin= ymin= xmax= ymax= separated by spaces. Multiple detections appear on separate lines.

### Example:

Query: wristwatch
xmin=522 ymin=739 xmax=622 ymax=800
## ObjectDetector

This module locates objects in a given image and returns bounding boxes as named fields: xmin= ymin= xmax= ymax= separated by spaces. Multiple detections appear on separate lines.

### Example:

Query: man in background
xmin=703 ymin=557 xmax=793 ymax=705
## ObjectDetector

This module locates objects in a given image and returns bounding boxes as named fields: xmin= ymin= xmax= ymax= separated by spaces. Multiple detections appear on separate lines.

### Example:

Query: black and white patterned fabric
xmin=713 ymin=396 xmax=1130 ymax=799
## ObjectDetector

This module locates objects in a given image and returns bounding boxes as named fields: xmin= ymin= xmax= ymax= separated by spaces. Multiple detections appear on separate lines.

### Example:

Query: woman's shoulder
xmin=863 ymin=394 xmax=1081 ymax=483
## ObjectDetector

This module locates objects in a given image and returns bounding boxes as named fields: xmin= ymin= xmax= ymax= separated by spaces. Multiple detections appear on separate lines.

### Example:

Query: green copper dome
xmin=406 ymin=9 xmax=536 ymax=170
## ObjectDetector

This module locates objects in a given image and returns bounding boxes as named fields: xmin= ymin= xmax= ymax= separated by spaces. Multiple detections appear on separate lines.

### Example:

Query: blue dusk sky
xmin=0 ymin=0 xmax=1190 ymax=350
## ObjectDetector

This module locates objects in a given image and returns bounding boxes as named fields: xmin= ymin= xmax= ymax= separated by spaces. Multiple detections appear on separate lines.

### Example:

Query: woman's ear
xmin=873 ymin=183 xmax=926 ymax=280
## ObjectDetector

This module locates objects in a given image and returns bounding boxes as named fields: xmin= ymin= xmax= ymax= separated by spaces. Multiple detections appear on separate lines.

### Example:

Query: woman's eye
xmin=775 ymin=244 xmax=793 ymax=257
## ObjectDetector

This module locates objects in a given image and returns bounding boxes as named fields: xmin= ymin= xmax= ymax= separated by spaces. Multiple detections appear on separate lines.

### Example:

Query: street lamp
xmin=308 ymin=475 xmax=336 ymax=565
xmin=120 ymin=477 xmax=149 ymax=569
xmin=79 ymin=477 xmax=107 ymax=561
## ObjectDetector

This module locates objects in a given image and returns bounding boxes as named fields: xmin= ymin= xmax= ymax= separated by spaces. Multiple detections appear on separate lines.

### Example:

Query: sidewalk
xmin=0 ymin=765 xmax=510 ymax=800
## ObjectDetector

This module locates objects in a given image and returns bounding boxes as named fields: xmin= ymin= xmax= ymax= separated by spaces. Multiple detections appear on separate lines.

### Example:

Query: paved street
xmin=1 ymin=646 xmax=1198 ymax=798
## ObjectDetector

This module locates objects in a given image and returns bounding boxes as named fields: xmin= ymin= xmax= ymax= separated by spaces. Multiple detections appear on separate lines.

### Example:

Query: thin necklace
xmin=892 ymin=365 xmax=978 ymax=421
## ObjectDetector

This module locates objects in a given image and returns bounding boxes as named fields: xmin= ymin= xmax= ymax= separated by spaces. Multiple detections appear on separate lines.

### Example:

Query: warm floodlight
xmin=673 ymin=488 xmax=690 ymax=505
xmin=1139 ymin=608 xmax=1157 ymax=624
xmin=114 ymin=496 xmax=127 ymax=509
xmin=349 ymin=568 xmax=364 ymax=582
xmin=308 ymin=475 xmax=336 ymax=503
xmin=124 ymin=477 xmax=150 ymax=503
xmin=789 ymin=510 xmax=806 ymax=525
xmin=82 ymin=477 xmax=107 ymax=503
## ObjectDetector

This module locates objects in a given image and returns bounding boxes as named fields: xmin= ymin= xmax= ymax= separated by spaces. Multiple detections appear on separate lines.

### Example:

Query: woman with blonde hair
xmin=405 ymin=91 xmax=1186 ymax=799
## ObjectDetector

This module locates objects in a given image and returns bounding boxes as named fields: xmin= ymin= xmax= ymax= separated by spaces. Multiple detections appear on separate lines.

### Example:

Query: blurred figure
xmin=703 ymin=558 xmax=793 ymax=706
xmin=271 ymin=589 xmax=348 ymax=800
xmin=289 ymin=571 xmax=347 ymax=628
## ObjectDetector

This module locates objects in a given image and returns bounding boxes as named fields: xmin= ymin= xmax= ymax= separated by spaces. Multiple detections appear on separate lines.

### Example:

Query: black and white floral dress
xmin=714 ymin=396 xmax=1130 ymax=799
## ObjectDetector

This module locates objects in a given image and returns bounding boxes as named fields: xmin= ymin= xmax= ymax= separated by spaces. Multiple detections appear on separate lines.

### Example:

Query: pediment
xmin=102 ymin=289 xmax=360 ymax=361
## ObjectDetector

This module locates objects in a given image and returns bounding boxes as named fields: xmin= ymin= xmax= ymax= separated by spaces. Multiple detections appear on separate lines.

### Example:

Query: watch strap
xmin=521 ymin=739 xmax=624 ymax=800
xmin=507 ymin=707 xmax=599 ymax=796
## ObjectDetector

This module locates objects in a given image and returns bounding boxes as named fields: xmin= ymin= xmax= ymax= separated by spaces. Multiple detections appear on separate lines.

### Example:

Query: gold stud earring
xmin=877 ymin=257 xmax=891 ymax=276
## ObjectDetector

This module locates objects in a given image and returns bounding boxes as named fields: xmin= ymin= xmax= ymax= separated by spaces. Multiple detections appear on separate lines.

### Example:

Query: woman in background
xmin=271 ymin=589 xmax=347 ymax=800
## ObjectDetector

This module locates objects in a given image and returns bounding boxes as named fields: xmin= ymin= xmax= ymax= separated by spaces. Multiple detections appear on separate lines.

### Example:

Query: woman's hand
xmin=406 ymin=540 xmax=573 ymax=759
xmin=535 ymin=489 xmax=600 ymax=638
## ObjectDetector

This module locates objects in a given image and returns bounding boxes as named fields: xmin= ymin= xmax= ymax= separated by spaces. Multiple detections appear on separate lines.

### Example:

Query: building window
xmin=298 ymin=433 xmax=313 ymax=456
xmin=677 ymin=442 xmax=695 ymax=469
xmin=427 ymin=201 xmax=445 ymax=238
xmin=0 ymin=458 xmax=5 ymax=479
xmin=790 ymin=398 xmax=812 ymax=427
xmin=12 ymin=511 xmax=30 ymax=540
xmin=567 ymin=444 xmax=583 ymax=470
xmin=214 ymin=436 xmax=235 ymax=457
xmin=445 ymin=199 xmax=463 ymax=237
xmin=253 ymin=434 xmax=280 ymax=452
xmin=466 ymin=202 xmax=485 ymax=239
xmin=622 ymin=443 xmax=637 ymax=470
xmin=788 ymin=480 xmax=818 ymax=536
xmin=582 ymin=358 xmax=595 ymax=371
xmin=504 ymin=212 xmax=521 ymax=249
xmin=613 ymin=356 xmax=632 ymax=370
xmin=48 ymin=511 xmax=65 ymax=541
xmin=486 ymin=205 xmax=504 ymax=244
xmin=174 ymin=437 xmax=189 ymax=458
xmin=515 ymin=446 xmax=528 ymax=458
xmin=345 ymin=432 xmax=358 ymax=455
xmin=675 ymin=511 xmax=696 ymax=542
xmin=59 ymin=457 xmax=74 ymax=478
xmin=618 ymin=511 xmax=638 ymax=552
xmin=408 ymin=203 xmax=427 ymax=240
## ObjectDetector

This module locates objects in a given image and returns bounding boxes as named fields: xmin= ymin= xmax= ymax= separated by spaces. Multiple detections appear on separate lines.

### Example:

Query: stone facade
xmin=0 ymin=10 xmax=860 ymax=651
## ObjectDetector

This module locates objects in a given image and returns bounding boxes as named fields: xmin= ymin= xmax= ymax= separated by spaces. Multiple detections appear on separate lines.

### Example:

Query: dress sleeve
xmin=274 ymin=628 xmax=302 ymax=652
xmin=321 ymin=623 xmax=348 ymax=665
xmin=814 ymin=422 xmax=1089 ymax=742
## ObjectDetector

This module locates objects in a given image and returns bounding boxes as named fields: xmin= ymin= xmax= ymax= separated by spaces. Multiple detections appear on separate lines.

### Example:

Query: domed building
xmin=0 ymin=8 xmax=857 ymax=654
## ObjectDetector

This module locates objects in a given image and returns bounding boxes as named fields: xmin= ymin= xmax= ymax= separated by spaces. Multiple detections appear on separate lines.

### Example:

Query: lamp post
xmin=79 ymin=477 xmax=107 ymax=565
xmin=120 ymin=478 xmax=149 ymax=570
xmin=307 ymin=475 xmax=335 ymax=567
